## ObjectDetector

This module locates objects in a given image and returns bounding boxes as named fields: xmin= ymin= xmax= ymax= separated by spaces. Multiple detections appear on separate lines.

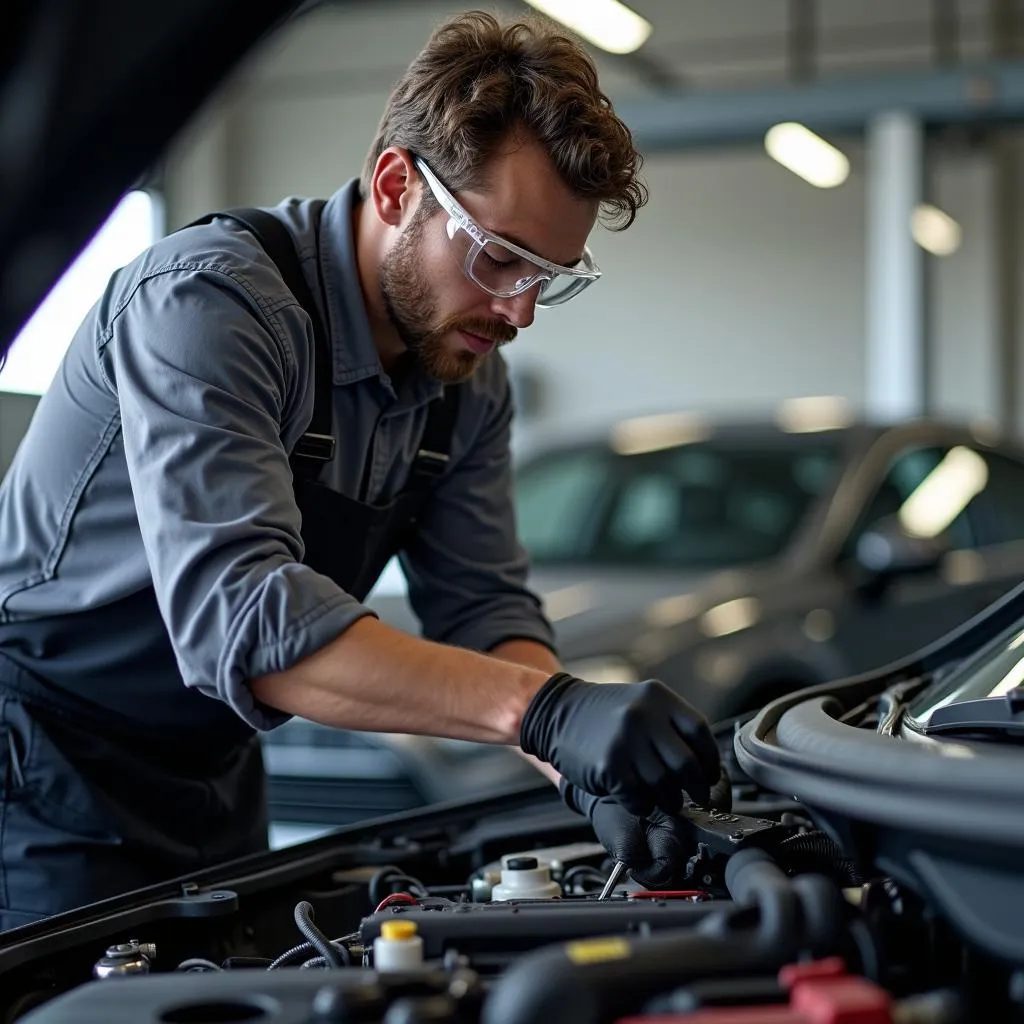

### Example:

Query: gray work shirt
xmin=0 ymin=179 xmax=554 ymax=735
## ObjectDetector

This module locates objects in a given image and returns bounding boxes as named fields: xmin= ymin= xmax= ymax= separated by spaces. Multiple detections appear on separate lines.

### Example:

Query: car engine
xmin=13 ymin=576 xmax=1024 ymax=1024
xmin=0 ymin=739 xmax=1000 ymax=1024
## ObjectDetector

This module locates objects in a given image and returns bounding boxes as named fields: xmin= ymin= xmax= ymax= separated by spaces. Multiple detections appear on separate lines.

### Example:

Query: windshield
xmin=513 ymin=440 xmax=840 ymax=570
xmin=906 ymin=618 xmax=1024 ymax=729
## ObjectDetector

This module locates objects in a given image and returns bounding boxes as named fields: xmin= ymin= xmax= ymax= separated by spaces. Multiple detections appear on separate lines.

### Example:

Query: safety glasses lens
xmin=446 ymin=219 xmax=593 ymax=304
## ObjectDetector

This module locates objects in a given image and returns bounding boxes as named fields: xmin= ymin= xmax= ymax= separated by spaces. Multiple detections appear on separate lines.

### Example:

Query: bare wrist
xmin=494 ymin=664 xmax=549 ymax=745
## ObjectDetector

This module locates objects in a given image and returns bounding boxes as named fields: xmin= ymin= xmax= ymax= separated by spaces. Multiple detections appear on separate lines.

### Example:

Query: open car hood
xmin=1 ymin=0 xmax=308 ymax=355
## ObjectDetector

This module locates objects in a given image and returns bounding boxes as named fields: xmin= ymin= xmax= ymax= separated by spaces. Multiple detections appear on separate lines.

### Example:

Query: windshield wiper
xmin=923 ymin=687 xmax=1024 ymax=739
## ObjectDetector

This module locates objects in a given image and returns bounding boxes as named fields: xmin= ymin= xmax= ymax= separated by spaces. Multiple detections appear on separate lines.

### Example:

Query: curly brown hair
xmin=361 ymin=10 xmax=647 ymax=230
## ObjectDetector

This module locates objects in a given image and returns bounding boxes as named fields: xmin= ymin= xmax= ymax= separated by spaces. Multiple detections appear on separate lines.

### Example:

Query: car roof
xmin=516 ymin=416 xmax=913 ymax=465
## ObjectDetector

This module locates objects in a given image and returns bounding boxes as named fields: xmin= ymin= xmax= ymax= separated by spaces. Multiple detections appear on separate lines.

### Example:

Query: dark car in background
xmin=502 ymin=402 xmax=1024 ymax=716
xmin=263 ymin=400 xmax=1024 ymax=835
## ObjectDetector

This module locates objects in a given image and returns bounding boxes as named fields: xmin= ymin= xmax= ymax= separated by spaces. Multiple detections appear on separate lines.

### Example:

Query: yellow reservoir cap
xmin=380 ymin=920 xmax=419 ymax=941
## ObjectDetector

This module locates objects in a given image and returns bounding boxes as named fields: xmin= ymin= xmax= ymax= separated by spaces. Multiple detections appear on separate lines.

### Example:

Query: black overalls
xmin=0 ymin=207 xmax=459 ymax=927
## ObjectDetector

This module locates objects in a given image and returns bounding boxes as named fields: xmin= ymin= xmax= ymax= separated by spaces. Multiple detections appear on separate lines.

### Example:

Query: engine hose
xmin=482 ymin=921 xmax=792 ymax=1024
xmin=724 ymin=848 xmax=801 ymax=954
xmin=300 ymin=943 xmax=353 ymax=969
xmin=368 ymin=865 xmax=428 ymax=905
xmin=791 ymin=873 xmax=848 ymax=958
xmin=726 ymin=849 xmax=851 ymax=958
xmin=778 ymin=831 xmax=864 ymax=886
xmin=484 ymin=848 xmax=851 ymax=1024
xmin=294 ymin=901 xmax=344 ymax=969
xmin=267 ymin=941 xmax=316 ymax=971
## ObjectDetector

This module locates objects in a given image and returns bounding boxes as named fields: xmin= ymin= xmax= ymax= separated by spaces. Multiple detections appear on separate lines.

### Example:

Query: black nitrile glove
xmin=561 ymin=769 xmax=732 ymax=890
xmin=560 ymin=779 xmax=691 ymax=890
xmin=521 ymin=673 xmax=721 ymax=816
xmin=700 ymin=766 xmax=734 ymax=813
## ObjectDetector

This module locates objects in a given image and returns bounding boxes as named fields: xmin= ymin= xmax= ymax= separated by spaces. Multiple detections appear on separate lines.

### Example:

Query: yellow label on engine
xmin=563 ymin=938 xmax=631 ymax=965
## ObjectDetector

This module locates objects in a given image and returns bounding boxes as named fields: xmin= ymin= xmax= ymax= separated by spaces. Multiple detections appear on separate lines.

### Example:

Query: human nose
xmin=489 ymin=284 xmax=539 ymax=330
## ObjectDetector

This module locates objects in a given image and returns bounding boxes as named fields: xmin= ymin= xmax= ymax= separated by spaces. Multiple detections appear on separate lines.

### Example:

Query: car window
xmin=515 ymin=441 xmax=839 ymax=569
xmin=967 ymin=451 xmax=1024 ymax=547
xmin=607 ymin=475 xmax=680 ymax=549
xmin=514 ymin=448 xmax=611 ymax=561
xmin=845 ymin=445 xmax=977 ymax=555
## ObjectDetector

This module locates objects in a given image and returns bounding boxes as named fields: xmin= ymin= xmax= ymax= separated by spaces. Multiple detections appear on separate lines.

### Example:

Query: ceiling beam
xmin=620 ymin=59 xmax=1024 ymax=151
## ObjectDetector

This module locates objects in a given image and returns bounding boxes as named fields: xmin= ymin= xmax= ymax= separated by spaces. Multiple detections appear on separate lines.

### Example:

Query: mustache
xmin=435 ymin=316 xmax=518 ymax=346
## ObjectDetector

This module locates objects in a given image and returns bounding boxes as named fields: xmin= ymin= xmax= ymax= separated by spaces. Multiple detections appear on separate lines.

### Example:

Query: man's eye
xmin=481 ymin=247 xmax=519 ymax=269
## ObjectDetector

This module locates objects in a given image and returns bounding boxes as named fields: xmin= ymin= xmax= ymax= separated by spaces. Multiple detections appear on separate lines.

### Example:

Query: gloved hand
xmin=560 ymin=780 xmax=691 ymax=890
xmin=520 ymin=673 xmax=720 ymax=816
xmin=560 ymin=769 xmax=732 ymax=890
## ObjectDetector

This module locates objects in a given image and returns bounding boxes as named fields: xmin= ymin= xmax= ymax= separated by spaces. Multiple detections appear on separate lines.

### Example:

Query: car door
xmin=827 ymin=436 xmax=1024 ymax=673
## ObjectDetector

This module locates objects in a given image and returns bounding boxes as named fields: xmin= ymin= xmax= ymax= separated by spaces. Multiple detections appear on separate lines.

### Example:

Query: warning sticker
xmin=563 ymin=938 xmax=631 ymax=965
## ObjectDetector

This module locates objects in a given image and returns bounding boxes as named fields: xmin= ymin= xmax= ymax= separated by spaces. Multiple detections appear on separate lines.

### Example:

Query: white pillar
xmin=865 ymin=110 xmax=925 ymax=421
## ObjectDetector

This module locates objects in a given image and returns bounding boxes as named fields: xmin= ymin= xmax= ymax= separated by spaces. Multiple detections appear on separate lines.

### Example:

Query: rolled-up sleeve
xmin=399 ymin=364 xmax=556 ymax=656
xmin=102 ymin=264 xmax=373 ymax=730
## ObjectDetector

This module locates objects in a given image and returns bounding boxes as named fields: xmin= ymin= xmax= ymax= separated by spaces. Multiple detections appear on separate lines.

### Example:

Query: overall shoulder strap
xmin=188 ymin=206 xmax=333 ymax=481
xmin=408 ymin=384 xmax=462 ymax=490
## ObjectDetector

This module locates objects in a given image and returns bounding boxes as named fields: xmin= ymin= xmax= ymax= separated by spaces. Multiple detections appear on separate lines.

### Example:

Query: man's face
xmin=379 ymin=138 xmax=598 ymax=383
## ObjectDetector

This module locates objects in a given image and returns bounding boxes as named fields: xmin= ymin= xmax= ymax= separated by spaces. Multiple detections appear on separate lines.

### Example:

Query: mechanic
xmin=0 ymin=10 xmax=720 ymax=927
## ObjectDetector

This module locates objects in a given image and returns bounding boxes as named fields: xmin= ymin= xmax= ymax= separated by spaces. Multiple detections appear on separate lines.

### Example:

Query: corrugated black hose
xmin=293 ymin=901 xmax=344 ymax=969
xmin=267 ymin=941 xmax=316 ymax=970
xmin=778 ymin=831 xmax=864 ymax=887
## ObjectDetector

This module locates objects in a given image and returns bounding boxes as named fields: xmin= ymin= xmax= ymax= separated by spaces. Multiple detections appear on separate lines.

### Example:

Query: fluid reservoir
xmin=491 ymin=856 xmax=562 ymax=901
xmin=373 ymin=919 xmax=424 ymax=971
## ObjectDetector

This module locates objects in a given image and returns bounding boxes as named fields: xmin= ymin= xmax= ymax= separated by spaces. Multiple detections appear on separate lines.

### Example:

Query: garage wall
xmin=0 ymin=392 xmax=39 ymax=477
xmin=2 ymin=0 xmax=1012 ymax=478
xmin=160 ymin=2 xmax=1003 ymax=452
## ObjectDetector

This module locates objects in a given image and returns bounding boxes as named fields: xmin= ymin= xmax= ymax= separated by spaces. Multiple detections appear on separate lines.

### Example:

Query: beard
xmin=379 ymin=213 xmax=517 ymax=383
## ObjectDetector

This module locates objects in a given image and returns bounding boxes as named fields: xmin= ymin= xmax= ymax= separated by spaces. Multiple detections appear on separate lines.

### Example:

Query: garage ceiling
xmin=247 ymin=0 xmax=1010 ymax=104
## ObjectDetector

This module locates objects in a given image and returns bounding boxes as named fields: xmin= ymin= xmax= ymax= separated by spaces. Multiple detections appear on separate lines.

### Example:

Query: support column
xmin=993 ymin=134 xmax=1020 ymax=434
xmin=865 ymin=110 xmax=926 ymax=421
xmin=991 ymin=0 xmax=1021 ymax=436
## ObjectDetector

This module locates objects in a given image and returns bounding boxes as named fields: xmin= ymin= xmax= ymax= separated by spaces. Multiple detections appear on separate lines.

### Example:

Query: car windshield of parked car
xmin=514 ymin=438 xmax=841 ymax=569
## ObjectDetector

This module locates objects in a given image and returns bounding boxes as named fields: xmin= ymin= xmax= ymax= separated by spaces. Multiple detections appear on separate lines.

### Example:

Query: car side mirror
xmin=854 ymin=515 xmax=950 ymax=582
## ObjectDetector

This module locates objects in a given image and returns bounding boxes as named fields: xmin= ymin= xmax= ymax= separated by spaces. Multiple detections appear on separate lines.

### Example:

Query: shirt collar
xmin=317 ymin=179 xmax=443 ymax=406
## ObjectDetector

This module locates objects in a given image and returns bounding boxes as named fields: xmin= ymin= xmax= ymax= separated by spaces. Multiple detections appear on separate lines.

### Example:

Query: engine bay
xmin=0 ymin=740 xmax=1003 ymax=1024
xmin=11 ymin=581 xmax=1024 ymax=1024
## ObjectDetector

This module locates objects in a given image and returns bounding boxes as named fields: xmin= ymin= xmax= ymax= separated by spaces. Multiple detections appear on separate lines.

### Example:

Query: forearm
xmin=489 ymin=638 xmax=561 ymax=675
xmin=249 ymin=616 xmax=549 ymax=744
xmin=489 ymin=638 xmax=563 ymax=785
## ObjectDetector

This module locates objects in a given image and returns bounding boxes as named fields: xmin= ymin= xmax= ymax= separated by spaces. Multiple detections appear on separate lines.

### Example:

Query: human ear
xmin=369 ymin=148 xmax=417 ymax=228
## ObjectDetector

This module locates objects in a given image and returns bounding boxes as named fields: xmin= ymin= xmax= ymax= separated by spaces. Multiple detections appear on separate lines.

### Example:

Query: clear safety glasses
xmin=413 ymin=156 xmax=601 ymax=308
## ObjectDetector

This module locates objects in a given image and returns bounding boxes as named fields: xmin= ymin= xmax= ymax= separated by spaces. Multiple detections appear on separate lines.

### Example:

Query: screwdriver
xmin=598 ymin=859 xmax=627 ymax=900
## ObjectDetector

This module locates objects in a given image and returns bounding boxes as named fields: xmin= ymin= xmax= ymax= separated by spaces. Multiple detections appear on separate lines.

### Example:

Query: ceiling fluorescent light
xmin=764 ymin=123 xmax=850 ymax=189
xmin=899 ymin=446 xmax=989 ymax=539
xmin=610 ymin=412 xmax=711 ymax=456
xmin=912 ymin=204 xmax=962 ymax=256
xmin=775 ymin=395 xmax=854 ymax=433
xmin=701 ymin=597 xmax=762 ymax=639
xmin=523 ymin=0 xmax=652 ymax=55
